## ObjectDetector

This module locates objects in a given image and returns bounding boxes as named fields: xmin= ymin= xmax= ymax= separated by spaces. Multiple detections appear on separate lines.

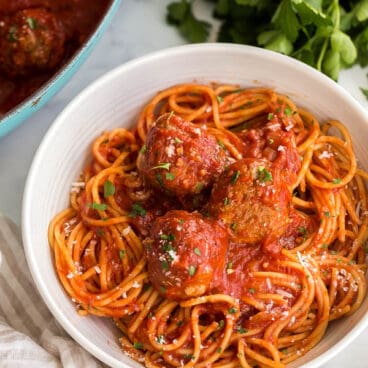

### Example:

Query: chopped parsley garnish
xmin=228 ymin=307 xmax=237 ymax=314
xmin=119 ymin=250 xmax=126 ymax=259
xmin=160 ymin=233 xmax=175 ymax=241
xmin=230 ymin=222 xmax=237 ymax=230
xmin=217 ymin=95 xmax=224 ymax=103
xmin=257 ymin=166 xmax=273 ymax=182
xmin=227 ymin=262 xmax=233 ymax=269
xmin=298 ymin=226 xmax=307 ymax=236
xmin=143 ymin=284 xmax=151 ymax=292
xmin=162 ymin=261 xmax=169 ymax=271
xmin=176 ymin=320 xmax=183 ymax=326
xmin=249 ymin=288 xmax=255 ymax=294
xmin=26 ymin=17 xmax=37 ymax=30
xmin=156 ymin=173 xmax=165 ymax=188
xmin=168 ymin=110 xmax=174 ymax=120
xmin=321 ymin=244 xmax=328 ymax=249
xmin=174 ymin=137 xmax=183 ymax=144
xmin=96 ymin=228 xmax=105 ymax=237
xmin=194 ymin=247 xmax=201 ymax=256
xmin=267 ymin=113 xmax=274 ymax=120
xmin=151 ymin=162 xmax=171 ymax=171
xmin=133 ymin=342 xmax=143 ymax=349
xmin=160 ymin=286 xmax=167 ymax=293
xmin=281 ymin=348 xmax=289 ymax=355
xmin=284 ymin=108 xmax=292 ymax=116
xmin=324 ymin=211 xmax=331 ymax=217
xmin=128 ymin=203 xmax=146 ymax=218
xmin=216 ymin=347 xmax=222 ymax=353
xmin=140 ymin=144 xmax=147 ymax=154
xmin=189 ymin=265 xmax=196 ymax=276
xmin=183 ymin=353 xmax=195 ymax=361
xmin=268 ymin=138 xmax=274 ymax=144
xmin=332 ymin=178 xmax=342 ymax=184
xmin=7 ymin=26 xmax=17 ymax=42
xmin=103 ymin=180 xmax=115 ymax=198
xmin=224 ymin=197 xmax=230 ymax=205
xmin=231 ymin=170 xmax=240 ymax=185
xmin=217 ymin=320 xmax=225 ymax=329
xmin=195 ymin=182 xmax=205 ymax=192
xmin=156 ymin=335 xmax=165 ymax=344
xmin=217 ymin=140 xmax=226 ymax=150
xmin=165 ymin=172 xmax=175 ymax=180
xmin=236 ymin=326 xmax=248 ymax=334
xmin=89 ymin=202 xmax=107 ymax=211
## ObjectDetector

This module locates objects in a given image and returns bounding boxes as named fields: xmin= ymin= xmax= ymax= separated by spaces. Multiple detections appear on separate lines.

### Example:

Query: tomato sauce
xmin=0 ymin=0 xmax=111 ymax=116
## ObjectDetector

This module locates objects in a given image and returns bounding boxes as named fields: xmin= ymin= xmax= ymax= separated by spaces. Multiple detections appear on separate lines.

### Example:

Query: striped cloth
xmin=0 ymin=215 xmax=105 ymax=368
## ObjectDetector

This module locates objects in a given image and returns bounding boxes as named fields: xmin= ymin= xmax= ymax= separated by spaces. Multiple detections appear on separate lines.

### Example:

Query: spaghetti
xmin=49 ymin=84 xmax=368 ymax=368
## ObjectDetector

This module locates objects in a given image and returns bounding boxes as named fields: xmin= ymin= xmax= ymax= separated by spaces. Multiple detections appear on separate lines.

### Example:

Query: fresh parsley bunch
xmin=167 ymin=0 xmax=368 ymax=82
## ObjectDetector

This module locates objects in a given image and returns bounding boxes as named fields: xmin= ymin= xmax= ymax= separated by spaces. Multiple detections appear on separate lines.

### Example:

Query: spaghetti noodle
xmin=48 ymin=84 xmax=368 ymax=368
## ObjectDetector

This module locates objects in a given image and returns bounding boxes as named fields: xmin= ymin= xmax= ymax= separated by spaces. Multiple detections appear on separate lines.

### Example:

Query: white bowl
xmin=22 ymin=44 xmax=368 ymax=368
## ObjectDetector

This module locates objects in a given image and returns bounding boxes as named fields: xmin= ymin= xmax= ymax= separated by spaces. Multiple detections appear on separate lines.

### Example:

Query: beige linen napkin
xmin=0 ymin=215 xmax=106 ymax=368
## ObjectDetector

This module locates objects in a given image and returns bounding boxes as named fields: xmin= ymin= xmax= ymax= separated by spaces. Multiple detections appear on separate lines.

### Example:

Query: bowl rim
xmin=22 ymin=42 xmax=368 ymax=368
xmin=0 ymin=0 xmax=121 ymax=139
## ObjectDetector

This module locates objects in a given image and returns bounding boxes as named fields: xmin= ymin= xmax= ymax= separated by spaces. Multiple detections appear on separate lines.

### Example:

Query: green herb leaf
xmin=162 ymin=261 xmax=169 ymax=270
xmin=228 ymin=307 xmax=237 ymax=314
xmin=7 ymin=26 xmax=17 ymax=42
xmin=174 ymin=137 xmax=183 ymax=144
xmin=89 ymin=202 xmax=107 ymax=211
xmin=133 ymin=342 xmax=143 ymax=349
xmin=218 ymin=319 xmax=225 ymax=329
xmin=272 ymin=0 xmax=300 ymax=43
xmin=156 ymin=173 xmax=165 ymax=189
xmin=128 ymin=203 xmax=147 ymax=218
xmin=236 ymin=326 xmax=248 ymax=334
xmin=298 ymin=226 xmax=307 ymax=236
xmin=231 ymin=170 xmax=240 ymax=185
xmin=249 ymin=288 xmax=255 ymax=294
xmin=167 ymin=0 xmax=210 ymax=43
xmin=217 ymin=140 xmax=226 ymax=150
xmin=119 ymin=250 xmax=126 ymax=259
xmin=104 ymin=180 xmax=115 ymax=198
xmin=26 ymin=17 xmax=37 ymax=29
xmin=257 ymin=166 xmax=273 ymax=182
xmin=166 ymin=172 xmax=175 ymax=180
xmin=360 ymin=87 xmax=368 ymax=100
xmin=151 ymin=162 xmax=171 ymax=171
xmin=194 ymin=247 xmax=201 ymax=256
xmin=217 ymin=95 xmax=224 ymax=103
xmin=140 ymin=144 xmax=147 ymax=154
xmin=332 ymin=178 xmax=342 ymax=184
xmin=189 ymin=265 xmax=196 ymax=276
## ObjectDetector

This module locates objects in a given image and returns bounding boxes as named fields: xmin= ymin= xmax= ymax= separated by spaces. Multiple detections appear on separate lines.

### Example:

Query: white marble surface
xmin=0 ymin=0 xmax=367 ymax=365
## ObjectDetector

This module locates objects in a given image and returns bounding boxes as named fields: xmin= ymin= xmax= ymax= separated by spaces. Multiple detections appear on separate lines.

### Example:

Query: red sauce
xmin=0 ymin=0 xmax=111 ymax=116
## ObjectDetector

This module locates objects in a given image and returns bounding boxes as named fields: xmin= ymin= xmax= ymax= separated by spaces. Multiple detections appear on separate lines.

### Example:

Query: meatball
xmin=208 ymin=158 xmax=291 ymax=245
xmin=145 ymin=210 xmax=229 ymax=300
xmin=137 ymin=113 xmax=229 ymax=197
xmin=240 ymin=119 xmax=300 ymax=187
xmin=0 ymin=8 xmax=66 ymax=77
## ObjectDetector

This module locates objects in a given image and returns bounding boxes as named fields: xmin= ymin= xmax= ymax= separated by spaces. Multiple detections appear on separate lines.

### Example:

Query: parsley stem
xmin=316 ymin=37 xmax=329 ymax=72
